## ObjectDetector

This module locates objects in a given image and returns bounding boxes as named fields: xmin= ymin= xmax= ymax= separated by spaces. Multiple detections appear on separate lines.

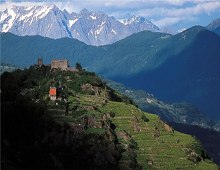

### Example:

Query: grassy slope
xmin=101 ymin=102 xmax=218 ymax=169
xmin=2 ymin=28 xmax=220 ymax=121
xmin=57 ymin=92 xmax=218 ymax=169
xmin=1 ymin=66 xmax=219 ymax=169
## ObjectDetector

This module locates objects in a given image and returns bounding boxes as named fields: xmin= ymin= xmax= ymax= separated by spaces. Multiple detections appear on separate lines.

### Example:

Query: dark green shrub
xmin=109 ymin=112 xmax=115 ymax=118
xmin=129 ymin=139 xmax=138 ymax=149
xmin=141 ymin=114 xmax=149 ymax=122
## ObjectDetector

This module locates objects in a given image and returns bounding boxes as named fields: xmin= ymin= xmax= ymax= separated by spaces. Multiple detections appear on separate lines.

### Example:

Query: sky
xmin=0 ymin=0 xmax=220 ymax=32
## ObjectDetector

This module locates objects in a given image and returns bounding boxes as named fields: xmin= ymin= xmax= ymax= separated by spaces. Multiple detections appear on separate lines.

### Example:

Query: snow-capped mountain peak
xmin=0 ymin=5 xmax=161 ymax=45
xmin=122 ymin=15 xmax=140 ymax=25
xmin=123 ymin=15 xmax=152 ymax=25
xmin=0 ymin=4 xmax=56 ymax=32
xmin=0 ymin=4 xmax=71 ymax=38
xmin=122 ymin=15 xmax=160 ymax=32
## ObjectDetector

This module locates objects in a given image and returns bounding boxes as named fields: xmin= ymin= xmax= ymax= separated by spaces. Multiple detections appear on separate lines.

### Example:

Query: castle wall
xmin=51 ymin=60 xmax=68 ymax=70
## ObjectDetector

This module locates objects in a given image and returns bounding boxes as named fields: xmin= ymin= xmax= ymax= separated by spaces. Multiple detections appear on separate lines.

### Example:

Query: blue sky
xmin=1 ymin=0 xmax=220 ymax=32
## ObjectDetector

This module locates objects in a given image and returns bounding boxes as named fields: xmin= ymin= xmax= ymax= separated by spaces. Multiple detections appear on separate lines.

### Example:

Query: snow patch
xmin=96 ymin=26 xmax=103 ymax=35
xmin=90 ymin=15 xmax=97 ymax=20
xmin=146 ymin=98 xmax=154 ymax=104
xmin=25 ymin=6 xmax=33 ymax=11
xmin=98 ymin=21 xmax=105 ymax=27
xmin=118 ymin=19 xmax=124 ymax=24
xmin=95 ymin=21 xmax=105 ymax=35
xmin=69 ymin=19 xmax=78 ymax=27
xmin=35 ymin=6 xmax=52 ymax=19
xmin=29 ymin=17 xmax=34 ymax=26
xmin=111 ymin=29 xmax=117 ymax=34
xmin=2 ymin=8 xmax=16 ymax=32
xmin=19 ymin=11 xmax=34 ymax=21
xmin=122 ymin=16 xmax=139 ymax=25
xmin=100 ymin=21 xmax=105 ymax=26
xmin=0 ymin=13 xmax=9 ymax=23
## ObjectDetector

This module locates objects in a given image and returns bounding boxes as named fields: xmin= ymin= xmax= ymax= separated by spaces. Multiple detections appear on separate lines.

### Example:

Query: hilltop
xmin=1 ymin=64 xmax=219 ymax=169
xmin=1 ymin=26 xmax=220 ymax=121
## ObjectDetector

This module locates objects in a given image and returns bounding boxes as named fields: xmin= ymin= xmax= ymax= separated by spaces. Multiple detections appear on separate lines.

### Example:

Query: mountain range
xmin=1 ymin=24 xmax=220 ymax=122
xmin=115 ymin=27 xmax=220 ymax=121
xmin=0 ymin=5 xmax=160 ymax=46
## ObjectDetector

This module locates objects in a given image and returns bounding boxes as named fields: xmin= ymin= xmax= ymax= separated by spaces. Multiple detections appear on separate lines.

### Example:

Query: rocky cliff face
xmin=0 ymin=5 xmax=160 ymax=45
xmin=0 ymin=5 xmax=72 ymax=39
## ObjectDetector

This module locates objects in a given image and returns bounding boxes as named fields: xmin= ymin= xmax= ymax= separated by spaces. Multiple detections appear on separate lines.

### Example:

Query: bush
xmin=141 ymin=114 xmax=149 ymax=122
xmin=129 ymin=139 xmax=138 ymax=149
xmin=109 ymin=112 xmax=115 ymax=118
xmin=76 ymin=62 xmax=82 ymax=71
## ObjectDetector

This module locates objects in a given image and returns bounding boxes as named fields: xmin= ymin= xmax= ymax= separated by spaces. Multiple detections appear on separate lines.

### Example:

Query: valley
xmin=1 ymin=25 xmax=220 ymax=122
xmin=106 ymin=80 xmax=220 ymax=131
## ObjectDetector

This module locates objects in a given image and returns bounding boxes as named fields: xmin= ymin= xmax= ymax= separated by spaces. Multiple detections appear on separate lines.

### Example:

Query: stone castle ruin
xmin=51 ymin=59 xmax=69 ymax=70
xmin=36 ymin=58 xmax=78 ymax=72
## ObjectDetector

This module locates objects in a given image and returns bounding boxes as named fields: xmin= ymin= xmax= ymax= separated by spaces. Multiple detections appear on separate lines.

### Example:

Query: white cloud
xmin=135 ymin=1 xmax=220 ymax=27
xmin=1 ymin=0 xmax=220 ymax=13
xmin=135 ymin=1 xmax=220 ymax=17
xmin=0 ymin=2 xmax=47 ymax=11
xmin=153 ymin=17 xmax=182 ymax=27
xmin=166 ymin=1 xmax=220 ymax=17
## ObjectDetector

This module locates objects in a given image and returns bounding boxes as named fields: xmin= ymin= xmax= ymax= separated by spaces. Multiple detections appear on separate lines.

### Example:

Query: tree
xmin=76 ymin=62 xmax=82 ymax=71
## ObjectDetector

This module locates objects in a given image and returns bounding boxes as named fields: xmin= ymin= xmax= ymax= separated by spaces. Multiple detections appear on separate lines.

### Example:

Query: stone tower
xmin=38 ymin=57 xmax=43 ymax=67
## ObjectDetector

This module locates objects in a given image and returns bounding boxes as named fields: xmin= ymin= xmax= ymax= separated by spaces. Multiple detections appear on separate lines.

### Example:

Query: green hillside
xmin=1 ymin=26 xmax=209 ymax=77
xmin=0 ymin=26 xmax=206 ymax=77
xmin=102 ymin=102 xmax=218 ymax=169
xmin=1 ymin=26 xmax=220 ymax=122
xmin=1 ymin=26 xmax=218 ymax=80
xmin=106 ymin=80 xmax=220 ymax=131
xmin=1 ymin=65 xmax=218 ymax=169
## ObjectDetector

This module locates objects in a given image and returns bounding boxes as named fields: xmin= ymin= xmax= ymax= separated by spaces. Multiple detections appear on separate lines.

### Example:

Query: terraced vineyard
xmin=2 ymin=65 xmax=219 ymax=169
xmin=59 ymin=92 xmax=218 ymax=169
xmin=101 ymin=102 xmax=218 ymax=169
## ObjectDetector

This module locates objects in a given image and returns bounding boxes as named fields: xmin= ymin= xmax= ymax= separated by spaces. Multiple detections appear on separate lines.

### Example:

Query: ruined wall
xmin=51 ymin=60 xmax=68 ymax=70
